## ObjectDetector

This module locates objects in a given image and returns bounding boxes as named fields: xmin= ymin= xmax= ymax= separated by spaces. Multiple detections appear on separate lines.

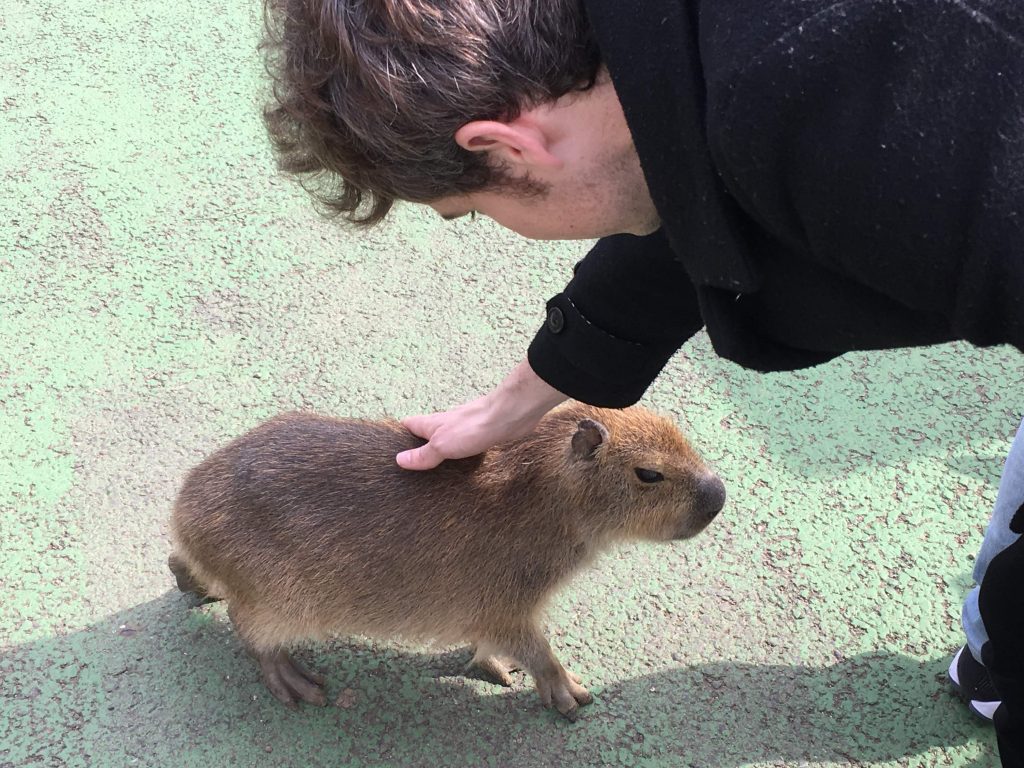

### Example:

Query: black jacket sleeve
xmin=527 ymin=229 xmax=704 ymax=407
xmin=707 ymin=0 xmax=1024 ymax=351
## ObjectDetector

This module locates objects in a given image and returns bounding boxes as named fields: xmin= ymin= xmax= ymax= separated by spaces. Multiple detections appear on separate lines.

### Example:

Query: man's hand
xmin=396 ymin=359 xmax=567 ymax=470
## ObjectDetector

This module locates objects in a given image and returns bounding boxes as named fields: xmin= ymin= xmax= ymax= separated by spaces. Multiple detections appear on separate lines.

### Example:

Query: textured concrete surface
xmin=0 ymin=1 xmax=1016 ymax=766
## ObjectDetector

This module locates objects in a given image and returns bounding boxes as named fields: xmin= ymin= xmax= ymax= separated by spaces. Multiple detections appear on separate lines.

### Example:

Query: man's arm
xmin=528 ymin=230 xmax=705 ymax=406
xmin=398 ymin=230 xmax=704 ymax=469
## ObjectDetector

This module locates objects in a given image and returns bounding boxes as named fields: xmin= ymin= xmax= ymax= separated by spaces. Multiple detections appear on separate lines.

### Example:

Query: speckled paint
xmin=0 ymin=1 xmax=1014 ymax=766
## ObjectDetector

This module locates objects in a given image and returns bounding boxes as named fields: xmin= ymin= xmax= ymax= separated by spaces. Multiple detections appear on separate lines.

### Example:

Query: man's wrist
xmin=488 ymin=359 xmax=567 ymax=431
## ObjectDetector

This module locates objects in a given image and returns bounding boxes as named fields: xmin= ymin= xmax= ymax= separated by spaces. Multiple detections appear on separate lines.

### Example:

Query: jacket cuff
xmin=527 ymin=292 xmax=679 ymax=407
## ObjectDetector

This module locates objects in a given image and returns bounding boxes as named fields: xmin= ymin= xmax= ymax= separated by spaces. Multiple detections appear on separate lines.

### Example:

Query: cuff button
xmin=547 ymin=306 xmax=565 ymax=334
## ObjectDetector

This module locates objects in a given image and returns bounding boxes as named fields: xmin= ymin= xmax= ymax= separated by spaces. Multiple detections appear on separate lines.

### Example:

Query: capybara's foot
xmin=535 ymin=668 xmax=593 ymax=722
xmin=466 ymin=653 xmax=520 ymax=687
xmin=257 ymin=650 xmax=327 ymax=709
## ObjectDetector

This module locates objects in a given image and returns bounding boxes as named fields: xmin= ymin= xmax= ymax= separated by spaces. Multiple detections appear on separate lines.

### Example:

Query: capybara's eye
xmin=634 ymin=468 xmax=664 ymax=483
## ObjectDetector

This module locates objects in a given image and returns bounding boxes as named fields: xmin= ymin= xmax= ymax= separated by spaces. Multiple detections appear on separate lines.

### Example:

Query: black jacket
xmin=527 ymin=0 xmax=1024 ymax=407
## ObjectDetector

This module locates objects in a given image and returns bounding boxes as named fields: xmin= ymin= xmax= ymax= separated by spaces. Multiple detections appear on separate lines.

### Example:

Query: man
xmin=262 ymin=0 xmax=1023 ymax=762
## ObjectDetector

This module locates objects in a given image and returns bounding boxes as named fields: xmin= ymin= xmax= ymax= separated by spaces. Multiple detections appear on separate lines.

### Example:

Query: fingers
xmin=397 ymin=414 xmax=445 ymax=470
xmin=396 ymin=390 xmax=529 ymax=471
xmin=396 ymin=359 xmax=564 ymax=473
xmin=400 ymin=414 xmax=437 ymax=439
xmin=396 ymin=443 xmax=445 ymax=471
xmin=397 ymin=406 xmax=484 ymax=470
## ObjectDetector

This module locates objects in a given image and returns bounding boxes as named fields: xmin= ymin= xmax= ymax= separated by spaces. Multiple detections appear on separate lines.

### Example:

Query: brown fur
xmin=168 ymin=402 xmax=725 ymax=719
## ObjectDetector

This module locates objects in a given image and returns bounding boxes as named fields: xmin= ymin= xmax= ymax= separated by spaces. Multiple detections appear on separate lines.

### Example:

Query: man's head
xmin=263 ymin=0 xmax=660 ymax=239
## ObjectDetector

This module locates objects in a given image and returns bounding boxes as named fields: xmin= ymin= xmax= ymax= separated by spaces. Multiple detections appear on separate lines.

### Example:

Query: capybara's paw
xmin=466 ymin=654 xmax=520 ymax=687
xmin=535 ymin=669 xmax=593 ymax=722
xmin=257 ymin=650 xmax=327 ymax=709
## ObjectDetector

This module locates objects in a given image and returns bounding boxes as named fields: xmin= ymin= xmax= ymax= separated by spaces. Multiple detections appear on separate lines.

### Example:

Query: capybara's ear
xmin=571 ymin=419 xmax=609 ymax=460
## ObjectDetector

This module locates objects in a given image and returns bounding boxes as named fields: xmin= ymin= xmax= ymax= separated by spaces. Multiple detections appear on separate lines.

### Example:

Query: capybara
xmin=168 ymin=402 xmax=725 ymax=720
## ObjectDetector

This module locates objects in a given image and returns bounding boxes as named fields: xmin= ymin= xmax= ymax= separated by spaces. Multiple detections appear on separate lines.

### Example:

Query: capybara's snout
xmin=669 ymin=472 xmax=726 ymax=539
xmin=695 ymin=472 xmax=726 ymax=521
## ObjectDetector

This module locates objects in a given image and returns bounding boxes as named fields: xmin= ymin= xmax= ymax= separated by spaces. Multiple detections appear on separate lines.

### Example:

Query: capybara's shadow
xmin=1 ymin=591 xmax=997 ymax=767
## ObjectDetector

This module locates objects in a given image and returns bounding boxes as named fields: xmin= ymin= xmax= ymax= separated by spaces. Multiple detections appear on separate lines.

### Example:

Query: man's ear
xmin=454 ymin=118 xmax=562 ymax=171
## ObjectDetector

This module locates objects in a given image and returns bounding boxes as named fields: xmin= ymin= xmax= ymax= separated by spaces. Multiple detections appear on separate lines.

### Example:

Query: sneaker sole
xmin=949 ymin=647 xmax=998 ymax=723
xmin=949 ymin=647 xmax=965 ymax=694
xmin=969 ymin=699 xmax=1000 ymax=722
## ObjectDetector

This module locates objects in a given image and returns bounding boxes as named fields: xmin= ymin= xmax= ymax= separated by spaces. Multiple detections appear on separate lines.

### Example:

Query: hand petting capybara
xmin=168 ymin=402 xmax=725 ymax=720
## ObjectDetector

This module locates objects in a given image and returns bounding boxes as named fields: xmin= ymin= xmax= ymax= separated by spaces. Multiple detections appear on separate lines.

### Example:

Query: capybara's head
xmin=552 ymin=404 xmax=725 ymax=541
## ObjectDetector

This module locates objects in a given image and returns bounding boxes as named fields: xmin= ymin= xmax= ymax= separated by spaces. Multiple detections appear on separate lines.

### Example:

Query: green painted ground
xmin=0 ymin=1 xmax=1014 ymax=766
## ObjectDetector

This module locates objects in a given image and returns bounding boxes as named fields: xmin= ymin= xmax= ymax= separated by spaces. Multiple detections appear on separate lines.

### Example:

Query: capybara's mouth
xmin=671 ymin=522 xmax=709 ymax=540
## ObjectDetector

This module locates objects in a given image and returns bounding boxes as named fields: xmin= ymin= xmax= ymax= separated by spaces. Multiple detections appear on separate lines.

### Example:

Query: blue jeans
xmin=962 ymin=417 xmax=1024 ymax=664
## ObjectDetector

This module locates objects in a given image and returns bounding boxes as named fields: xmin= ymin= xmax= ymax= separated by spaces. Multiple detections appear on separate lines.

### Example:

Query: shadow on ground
xmin=1 ymin=592 xmax=995 ymax=768
xmin=686 ymin=342 xmax=1023 ymax=481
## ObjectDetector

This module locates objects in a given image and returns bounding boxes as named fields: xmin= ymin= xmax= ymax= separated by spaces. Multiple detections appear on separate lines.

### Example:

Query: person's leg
xmin=955 ymin=417 xmax=1024 ymax=765
xmin=961 ymin=417 xmax=1024 ymax=663
xmin=979 ymin=532 xmax=1024 ymax=767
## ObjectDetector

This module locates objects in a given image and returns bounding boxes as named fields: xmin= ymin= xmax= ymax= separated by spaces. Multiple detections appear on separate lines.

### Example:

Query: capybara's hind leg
xmin=466 ymin=643 xmax=520 ymax=687
xmin=255 ymin=649 xmax=327 ymax=709
xmin=168 ymin=552 xmax=212 ymax=599
xmin=227 ymin=603 xmax=326 ymax=709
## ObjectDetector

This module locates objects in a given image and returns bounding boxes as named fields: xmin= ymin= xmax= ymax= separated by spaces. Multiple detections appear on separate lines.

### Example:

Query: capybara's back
xmin=171 ymin=414 xmax=502 ymax=645
xmin=169 ymin=403 xmax=725 ymax=718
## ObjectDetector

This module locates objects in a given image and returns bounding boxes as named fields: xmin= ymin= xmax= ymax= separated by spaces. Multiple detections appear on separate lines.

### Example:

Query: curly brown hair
xmin=261 ymin=0 xmax=601 ymax=225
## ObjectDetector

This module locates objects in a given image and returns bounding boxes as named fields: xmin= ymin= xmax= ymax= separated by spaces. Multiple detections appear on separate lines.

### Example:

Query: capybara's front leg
xmin=485 ymin=624 xmax=592 ymax=721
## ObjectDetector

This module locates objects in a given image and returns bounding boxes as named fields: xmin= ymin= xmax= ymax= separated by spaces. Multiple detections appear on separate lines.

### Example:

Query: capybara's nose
xmin=696 ymin=474 xmax=726 ymax=520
